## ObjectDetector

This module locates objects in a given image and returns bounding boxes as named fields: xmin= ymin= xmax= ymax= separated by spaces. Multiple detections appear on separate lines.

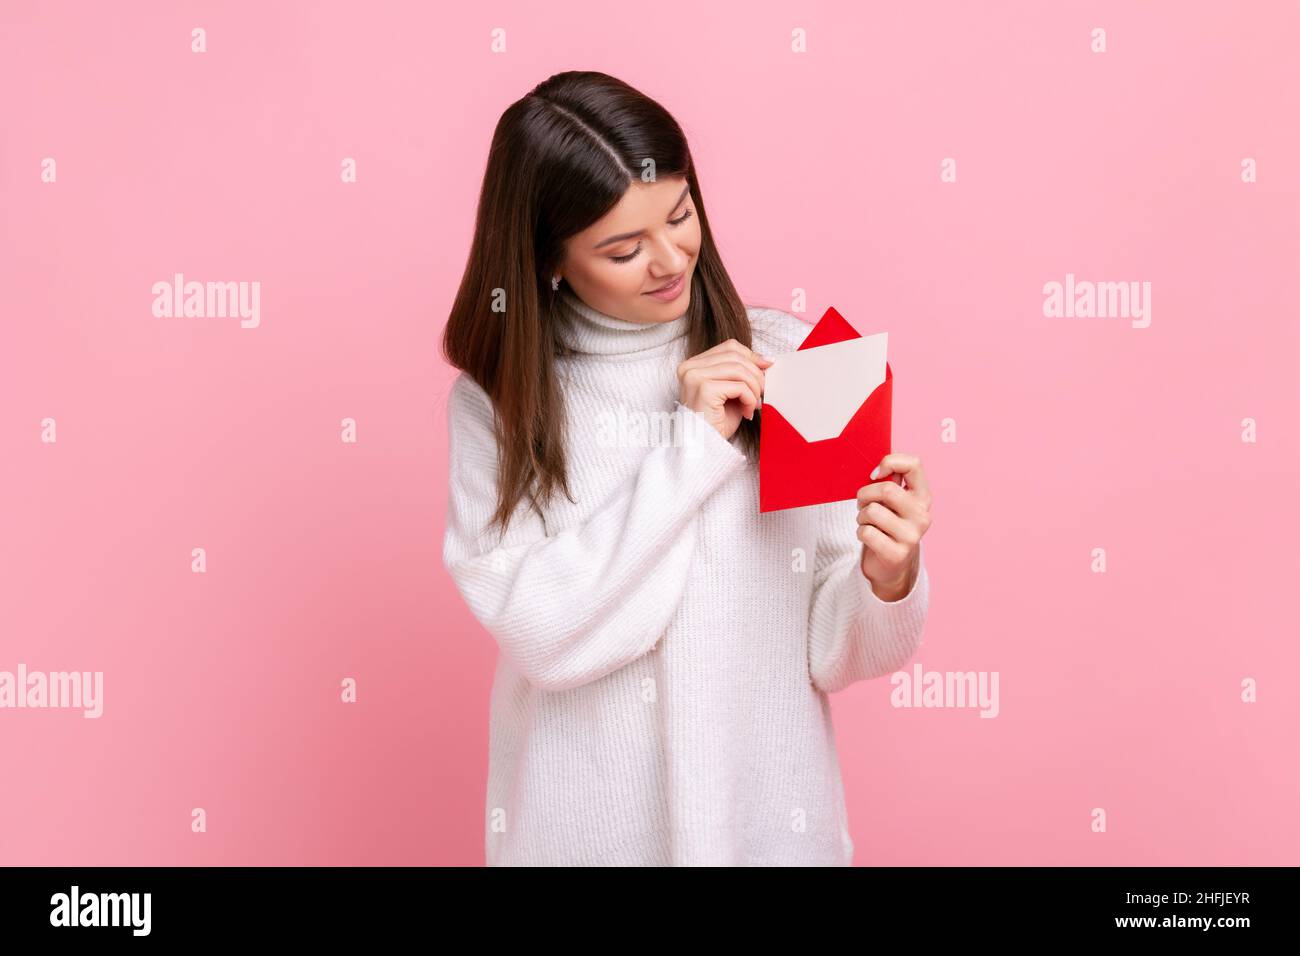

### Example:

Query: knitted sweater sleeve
xmin=441 ymin=373 xmax=749 ymax=692
xmin=805 ymin=493 xmax=931 ymax=694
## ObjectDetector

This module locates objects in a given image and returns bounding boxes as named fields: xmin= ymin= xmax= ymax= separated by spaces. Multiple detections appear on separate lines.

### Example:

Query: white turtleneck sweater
xmin=441 ymin=286 xmax=930 ymax=866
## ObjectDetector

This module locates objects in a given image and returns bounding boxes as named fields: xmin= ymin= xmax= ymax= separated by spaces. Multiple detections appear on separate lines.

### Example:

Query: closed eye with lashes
xmin=610 ymin=208 xmax=694 ymax=263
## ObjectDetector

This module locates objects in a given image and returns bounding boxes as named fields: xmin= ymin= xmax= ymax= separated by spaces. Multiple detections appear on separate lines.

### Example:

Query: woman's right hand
xmin=677 ymin=339 xmax=774 ymax=441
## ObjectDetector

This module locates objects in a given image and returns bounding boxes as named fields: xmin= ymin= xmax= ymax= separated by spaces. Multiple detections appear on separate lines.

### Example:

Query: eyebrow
xmin=593 ymin=183 xmax=692 ymax=250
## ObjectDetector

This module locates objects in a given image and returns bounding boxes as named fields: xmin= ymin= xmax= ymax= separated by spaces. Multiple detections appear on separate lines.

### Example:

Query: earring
xmin=551 ymin=275 xmax=561 ymax=291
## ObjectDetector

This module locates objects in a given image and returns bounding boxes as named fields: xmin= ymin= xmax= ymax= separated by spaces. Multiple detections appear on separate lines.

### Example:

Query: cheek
xmin=684 ymin=222 xmax=702 ymax=257
xmin=602 ymin=260 xmax=648 ymax=295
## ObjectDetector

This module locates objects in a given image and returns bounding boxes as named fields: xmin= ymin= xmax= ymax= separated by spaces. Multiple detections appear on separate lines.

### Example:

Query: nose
xmin=648 ymin=231 xmax=690 ymax=276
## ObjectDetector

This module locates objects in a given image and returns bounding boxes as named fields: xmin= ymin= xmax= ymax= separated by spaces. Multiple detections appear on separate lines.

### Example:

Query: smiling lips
xmin=645 ymin=273 xmax=685 ymax=297
xmin=648 ymin=274 xmax=682 ymax=292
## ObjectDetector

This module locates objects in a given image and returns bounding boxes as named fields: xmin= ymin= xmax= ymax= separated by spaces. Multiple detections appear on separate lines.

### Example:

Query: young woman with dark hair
xmin=441 ymin=70 xmax=933 ymax=866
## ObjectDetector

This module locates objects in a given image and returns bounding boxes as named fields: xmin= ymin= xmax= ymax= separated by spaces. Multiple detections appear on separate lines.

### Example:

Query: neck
xmin=555 ymin=286 xmax=689 ymax=357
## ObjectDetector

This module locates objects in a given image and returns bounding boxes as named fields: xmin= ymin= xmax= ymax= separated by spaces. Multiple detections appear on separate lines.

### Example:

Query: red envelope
xmin=758 ymin=306 xmax=892 ymax=512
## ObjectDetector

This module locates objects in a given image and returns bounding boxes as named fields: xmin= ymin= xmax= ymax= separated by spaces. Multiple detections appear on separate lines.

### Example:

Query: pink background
xmin=2 ymin=1 xmax=1297 ymax=865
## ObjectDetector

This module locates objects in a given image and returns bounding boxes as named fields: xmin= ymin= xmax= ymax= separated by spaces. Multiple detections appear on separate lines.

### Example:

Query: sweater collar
xmin=555 ymin=286 xmax=689 ymax=357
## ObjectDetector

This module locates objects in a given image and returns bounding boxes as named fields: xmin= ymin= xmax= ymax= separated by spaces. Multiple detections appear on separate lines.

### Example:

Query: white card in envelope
xmin=762 ymin=332 xmax=888 ymax=442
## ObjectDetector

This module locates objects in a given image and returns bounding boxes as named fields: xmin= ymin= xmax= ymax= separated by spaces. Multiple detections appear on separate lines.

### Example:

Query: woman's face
xmin=557 ymin=175 xmax=701 ymax=325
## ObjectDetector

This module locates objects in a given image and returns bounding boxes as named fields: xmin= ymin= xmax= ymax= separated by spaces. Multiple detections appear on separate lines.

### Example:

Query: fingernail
xmin=869 ymin=466 xmax=881 ymax=480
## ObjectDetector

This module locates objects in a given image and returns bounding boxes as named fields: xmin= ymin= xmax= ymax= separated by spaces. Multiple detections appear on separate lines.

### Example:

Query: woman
xmin=441 ymin=71 xmax=933 ymax=866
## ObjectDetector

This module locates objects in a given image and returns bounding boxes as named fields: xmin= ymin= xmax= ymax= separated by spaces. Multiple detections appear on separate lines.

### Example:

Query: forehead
xmin=578 ymin=176 xmax=691 ymax=242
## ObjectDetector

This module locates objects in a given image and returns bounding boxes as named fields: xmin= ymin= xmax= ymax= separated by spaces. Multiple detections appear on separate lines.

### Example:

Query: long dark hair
xmin=442 ymin=70 xmax=760 ymax=536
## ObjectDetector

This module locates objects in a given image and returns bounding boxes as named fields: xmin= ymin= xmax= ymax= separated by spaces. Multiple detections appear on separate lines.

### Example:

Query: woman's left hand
xmin=855 ymin=453 xmax=933 ymax=601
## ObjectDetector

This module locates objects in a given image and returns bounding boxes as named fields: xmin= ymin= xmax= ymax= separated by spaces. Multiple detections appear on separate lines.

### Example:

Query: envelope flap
xmin=799 ymin=306 xmax=861 ymax=350
xmin=763 ymin=332 xmax=888 ymax=442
